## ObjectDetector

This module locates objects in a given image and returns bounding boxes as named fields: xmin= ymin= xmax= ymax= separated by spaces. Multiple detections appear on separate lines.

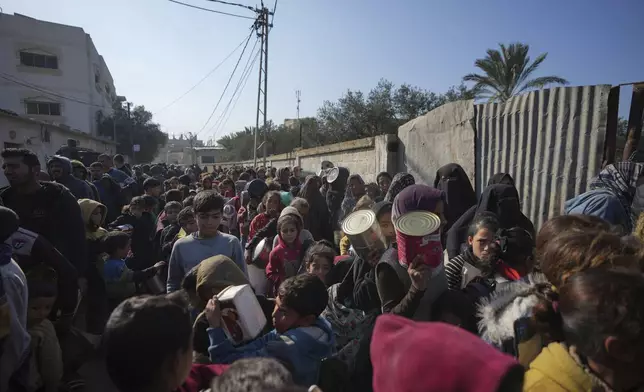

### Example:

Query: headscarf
xmin=384 ymin=173 xmax=415 ymax=203
xmin=434 ymin=163 xmax=476 ymax=230
xmin=371 ymin=316 xmax=523 ymax=392
xmin=475 ymin=184 xmax=534 ymax=236
xmin=195 ymin=255 xmax=249 ymax=307
xmin=487 ymin=173 xmax=515 ymax=186
xmin=589 ymin=162 xmax=644 ymax=231
xmin=392 ymin=184 xmax=444 ymax=220
xmin=340 ymin=174 xmax=365 ymax=221
xmin=372 ymin=201 xmax=392 ymax=220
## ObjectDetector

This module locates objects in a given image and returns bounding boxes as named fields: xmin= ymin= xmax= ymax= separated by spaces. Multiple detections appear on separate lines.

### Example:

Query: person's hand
xmin=205 ymin=297 xmax=222 ymax=328
xmin=154 ymin=261 xmax=167 ymax=269
xmin=408 ymin=255 xmax=430 ymax=291
xmin=77 ymin=277 xmax=88 ymax=294
xmin=245 ymin=249 xmax=253 ymax=265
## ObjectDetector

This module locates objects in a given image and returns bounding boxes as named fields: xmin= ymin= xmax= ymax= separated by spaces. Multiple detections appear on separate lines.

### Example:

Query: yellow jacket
xmin=524 ymin=343 xmax=594 ymax=392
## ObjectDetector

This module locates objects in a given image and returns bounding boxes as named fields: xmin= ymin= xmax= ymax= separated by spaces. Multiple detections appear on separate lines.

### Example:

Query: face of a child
xmin=166 ymin=208 xmax=180 ymax=223
xmin=266 ymin=196 xmax=280 ymax=217
xmin=27 ymin=296 xmax=56 ymax=327
xmin=170 ymin=179 xmax=179 ymax=189
xmin=468 ymin=227 xmax=494 ymax=259
xmin=272 ymin=296 xmax=302 ymax=334
xmin=378 ymin=212 xmax=395 ymax=241
xmin=378 ymin=176 xmax=391 ymax=194
xmin=163 ymin=338 xmax=194 ymax=392
xmin=116 ymin=240 xmax=132 ymax=259
xmin=130 ymin=206 xmax=143 ymax=218
xmin=307 ymin=256 xmax=331 ymax=283
xmin=196 ymin=210 xmax=222 ymax=237
xmin=350 ymin=178 xmax=365 ymax=197
xmin=280 ymin=222 xmax=298 ymax=245
xmin=181 ymin=218 xmax=198 ymax=235
xmin=90 ymin=208 xmax=103 ymax=227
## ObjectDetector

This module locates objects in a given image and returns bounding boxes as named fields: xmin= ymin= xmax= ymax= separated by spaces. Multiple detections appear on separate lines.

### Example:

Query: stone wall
xmin=218 ymin=134 xmax=398 ymax=183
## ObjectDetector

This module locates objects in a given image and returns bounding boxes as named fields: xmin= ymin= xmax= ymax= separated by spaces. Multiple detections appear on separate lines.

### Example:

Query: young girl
xmin=444 ymin=213 xmax=500 ymax=290
xmin=304 ymin=241 xmax=336 ymax=285
xmin=373 ymin=201 xmax=395 ymax=245
xmin=265 ymin=214 xmax=303 ymax=296
xmin=339 ymin=195 xmax=374 ymax=256
xmin=248 ymin=191 xmax=281 ymax=242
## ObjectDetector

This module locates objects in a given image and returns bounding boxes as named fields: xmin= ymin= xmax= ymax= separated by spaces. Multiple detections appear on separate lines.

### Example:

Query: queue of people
xmin=2 ymin=147 xmax=644 ymax=392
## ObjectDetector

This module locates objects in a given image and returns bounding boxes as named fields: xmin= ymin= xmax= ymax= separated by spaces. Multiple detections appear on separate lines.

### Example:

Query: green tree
xmin=97 ymin=102 xmax=168 ymax=163
xmin=463 ymin=43 xmax=569 ymax=102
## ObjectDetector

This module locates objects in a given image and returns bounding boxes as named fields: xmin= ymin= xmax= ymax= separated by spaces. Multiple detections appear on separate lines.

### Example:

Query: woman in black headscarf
xmin=445 ymin=182 xmax=535 ymax=259
xmin=299 ymin=176 xmax=333 ymax=242
xmin=384 ymin=173 xmax=415 ymax=203
xmin=434 ymin=163 xmax=477 ymax=234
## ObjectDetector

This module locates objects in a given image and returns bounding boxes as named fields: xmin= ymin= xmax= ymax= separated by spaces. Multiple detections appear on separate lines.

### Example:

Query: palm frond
xmin=517 ymin=76 xmax=570 ymax=93
xmin=516 ymin=53 xmax=548 ymax=88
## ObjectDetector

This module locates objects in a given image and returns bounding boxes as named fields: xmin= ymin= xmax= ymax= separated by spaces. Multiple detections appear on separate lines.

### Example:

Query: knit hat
xmin=280 ymin=206 xmax=302 ymax=221
xmin=371 ymin=315 xmax=523 ymax=392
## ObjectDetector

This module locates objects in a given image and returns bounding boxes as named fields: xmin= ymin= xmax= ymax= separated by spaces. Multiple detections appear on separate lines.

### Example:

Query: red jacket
xmin=175 ymin=364 xmax=229 ymax=392
xmin=266 ymin=235 xmax=302 ymax=295
xmin=249 ymin=212 xmax=271 ymax=242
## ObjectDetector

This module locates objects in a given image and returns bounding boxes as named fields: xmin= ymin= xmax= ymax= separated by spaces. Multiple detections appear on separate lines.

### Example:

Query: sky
xmin=3 ymin=0 xmax=644 ymax=144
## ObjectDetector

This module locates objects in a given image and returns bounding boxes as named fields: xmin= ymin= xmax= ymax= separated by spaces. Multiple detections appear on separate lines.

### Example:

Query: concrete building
xmin=0 ymin=108 xmax=117 ymax=187
xmin=0 ymin=13 xmax=116 ymax=136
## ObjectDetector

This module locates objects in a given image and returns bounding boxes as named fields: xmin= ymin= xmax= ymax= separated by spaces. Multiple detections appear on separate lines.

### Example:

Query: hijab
xmin=487 ymin=173 xmax=515 ymax=186
xmin=434 ymin=164 xmax=476 ymax=229
xmin=392 ymin=184 xmax=444 ymax=220
xmin=340 ymin=174 xmax=365 ymax=221
xmin=475 ymin=184 xmax=534 ymax=235
xmin=195 ymin=255 xmax=249 ymax=307
xmin=384 ymin=173 xmax=415 ymax=203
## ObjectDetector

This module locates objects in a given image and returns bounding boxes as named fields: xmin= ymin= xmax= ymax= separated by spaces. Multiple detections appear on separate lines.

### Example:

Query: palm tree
xmin=463 ymin=43 xmax=569 ymax=102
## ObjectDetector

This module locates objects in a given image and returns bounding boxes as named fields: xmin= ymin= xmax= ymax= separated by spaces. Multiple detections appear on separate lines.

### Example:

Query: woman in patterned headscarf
xmin=339 ymin=175 xmax=366 ymax=223
xmin=384 ymin=173 xmax=415 ymax=203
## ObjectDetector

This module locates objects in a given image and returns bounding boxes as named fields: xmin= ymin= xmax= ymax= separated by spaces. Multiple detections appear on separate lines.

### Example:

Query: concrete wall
xmin=219 ymin=134 xmax=398 ymax=183
xmin=0 ymin=112 xmax=116 ymax=187
xmin=0 ymin=13 xmax=115 ymax=135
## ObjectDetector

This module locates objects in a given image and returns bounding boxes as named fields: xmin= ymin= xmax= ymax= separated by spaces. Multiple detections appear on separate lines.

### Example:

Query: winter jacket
xmin=47 ymin=155 xmax=94 ymax=200
xmin=444 ymin=247 xmax=480 ymax=290
xmin=477 ymin=273 xmax=550 ymax=367
xmin=523 ymin=343 xmax=594 ymax=392
xmin=0 ymin=182 xmax=88 ymax=277
xmin=266 ymin=236 xmax=304 ymax=295
xmin=207 ymin=316 xmax=335 ymax=386
xmin=93 ymin=175 xmax=124 ymax=224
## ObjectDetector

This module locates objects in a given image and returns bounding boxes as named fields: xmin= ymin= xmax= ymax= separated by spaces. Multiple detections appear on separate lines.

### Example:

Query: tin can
xmin=394 ymin=211 xmax=442 ymax=268
xmin=341 ymin=210 xmax=386 ymax=260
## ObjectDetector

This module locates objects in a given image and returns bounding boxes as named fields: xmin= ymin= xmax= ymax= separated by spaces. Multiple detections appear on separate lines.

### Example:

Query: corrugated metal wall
xmin=475 ymin=85 xmax=612 ymax=228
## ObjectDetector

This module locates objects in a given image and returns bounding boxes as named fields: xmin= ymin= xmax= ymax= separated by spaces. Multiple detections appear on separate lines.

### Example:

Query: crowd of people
xmin=2 ymin=147 xmax=644 ymax=392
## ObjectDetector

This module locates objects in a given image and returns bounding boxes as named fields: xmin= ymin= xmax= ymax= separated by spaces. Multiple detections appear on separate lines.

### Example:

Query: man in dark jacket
xmin=1 ymin=148 xmax=87 ymax=279
xmin=70 ymin=159 xmax=100 ymax=201
xmin=47 ymin=155 xmax=94 ymax=200
xmin=89 ymin=161 xmax=124 ymax=223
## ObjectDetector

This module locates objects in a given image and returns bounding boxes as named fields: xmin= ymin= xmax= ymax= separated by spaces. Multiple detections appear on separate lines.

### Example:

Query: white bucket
xmin=247 ymin=264 xmax=268 ymax=296
xmin=216 ymin=284 xmax=267 ymax=344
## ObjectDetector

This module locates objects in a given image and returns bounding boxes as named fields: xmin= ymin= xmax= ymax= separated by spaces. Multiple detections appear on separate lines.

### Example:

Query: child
xmin=266 ymin=215 xmax=305 ymax=295
xmin=101 ymin=232 xmax=165 ymax=303
xmin=166 ymin=191 xmax=245 ymax=293
xmin=159 ymin=202 xmax=187 ymax=260
xmin=110 ymin=196 xmax=157 ymax=271
xmin=339 ymin=195 xmax=374 ymax=256
xmin=248 ymin=191 xmax=281 ymax=242
xmin=103 ymin=294 xmax=228 ymax=392
xmin=25 ymin=267 xmax=63 ymax=392
xmin=210 ymin=358 xmax=294 ymax=391
xmin=78 ymin=198 xmax=109 ymax=334
xmin=303 ymin=241 xmax=335 ymax=285
xmin=205 ymin=274 xmax=334 ymax=386
xmin=373 ymin=201 xmax=395 ymax=245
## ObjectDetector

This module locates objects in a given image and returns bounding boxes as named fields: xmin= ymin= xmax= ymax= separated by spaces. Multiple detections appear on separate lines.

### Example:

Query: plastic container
xmin=216 ymin=284 xmax=267 ymax=344
xmin=341 ymin=210 xmax=386 ymax=260
xmin=394 ymin=211 xmax=442 ymax=268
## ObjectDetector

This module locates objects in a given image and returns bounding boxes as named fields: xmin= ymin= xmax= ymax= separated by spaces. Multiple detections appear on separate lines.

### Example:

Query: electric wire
xmin=153 ymin=30 xmax=254 ymax=115
xmin=195 ymin=30 xmax=254 ymax=136
xmin=168 ymin=0 xmax=255 ymax=19
xmin=202 ymin=0 xmax=255 ymax=12
xmin=0 ymin=72 xmax=105 ymax=108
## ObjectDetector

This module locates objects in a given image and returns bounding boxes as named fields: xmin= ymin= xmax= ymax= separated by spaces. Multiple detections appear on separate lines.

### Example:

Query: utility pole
xmin=253 ymin=4 xmax=272 ymax=168
xmin=296 ymin=90 xmax=302 ymax=147
xmin=126 ymin=101 xmax=134 ymax=164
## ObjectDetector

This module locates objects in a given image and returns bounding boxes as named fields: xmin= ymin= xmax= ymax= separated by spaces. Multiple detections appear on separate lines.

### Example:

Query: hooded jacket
xmin=70 ymin=160 xmax=100 ymax=201
xmin=207 ymin=316 xmax=335 ymax=386
xmin=477 ymin=273 xmax=550 ymax=366
xmin=78 ymin=199 xmax=108 ymax=241
xmin=524 ymin=343 xmax=594 ymax=391
xmin=47 ymin=156 xmax=93 ymax=200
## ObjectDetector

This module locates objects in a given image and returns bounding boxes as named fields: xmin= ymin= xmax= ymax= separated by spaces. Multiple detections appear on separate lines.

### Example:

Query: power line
xmin=195 ymin=31 xmax=255 ymax=136
xmin=168 ymin=0 xmax=255 ymax=19
xmin=208 ymin=42 xmax=261 ymax=140
xmin=0 ymin=72 xmax=105 ymax=108
xmin=153 ymin=30 xmax=254 ymax=116
xmin=203 ymin=0 xmax=255 ymax=12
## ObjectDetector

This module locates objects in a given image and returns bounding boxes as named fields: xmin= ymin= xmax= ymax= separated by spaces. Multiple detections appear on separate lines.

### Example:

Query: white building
xmin=0 ymin=13 xmax=116 ymax=136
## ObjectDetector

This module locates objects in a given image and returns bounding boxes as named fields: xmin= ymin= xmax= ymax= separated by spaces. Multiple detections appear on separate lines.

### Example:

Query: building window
xmin=19 ymin=51 xmax=58 ymax=69
xmin=25 ymin=101 xmax=61 ymax=116
xmin=201 ymin=156 xmax=216 ymax=164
